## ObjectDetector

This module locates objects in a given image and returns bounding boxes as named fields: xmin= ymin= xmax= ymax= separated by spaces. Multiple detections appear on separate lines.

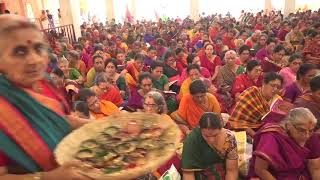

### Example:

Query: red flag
xmin=125 ymin=4 xmax=134 ymax=23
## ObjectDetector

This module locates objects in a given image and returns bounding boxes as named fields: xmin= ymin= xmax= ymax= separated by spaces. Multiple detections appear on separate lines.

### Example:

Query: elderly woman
xmin=248 ymin=108 xmax=317 ymax=180
xmin=231 ymin=60 xmax=263 ymax=100
xmin=229 ymin=72 xmax=283 ymax=134
xmin=279 ymin=53 xmax=303 ymax=88
xmin=182 ymin=112 xmax=238 ymax=180
xmin=216 ymin=50 xmax=242 ymax=95
xmin=57 ymin=57 xmax=83 ymax=84
xmin=0 ymin=15 xmax=91 ymax=180
xmin=283 ymin=63 xmax=318 ymax=103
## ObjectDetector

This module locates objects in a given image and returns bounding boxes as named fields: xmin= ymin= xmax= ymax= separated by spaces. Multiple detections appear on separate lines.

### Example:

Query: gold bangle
xmin=33 ymin=172 xmax=42 ymax=180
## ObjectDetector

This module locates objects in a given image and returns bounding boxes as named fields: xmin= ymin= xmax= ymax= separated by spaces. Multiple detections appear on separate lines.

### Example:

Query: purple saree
xmin=248 ymin=123 xmax=311 ymax=180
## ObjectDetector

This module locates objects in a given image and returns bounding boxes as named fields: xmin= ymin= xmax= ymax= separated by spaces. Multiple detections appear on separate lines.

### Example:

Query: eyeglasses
xmin=268 ymin=83 xmax=282 ymax=90
xmin=292 ymin=124 xmax=314 ymax=135
xmin=141 ymin=83 xmax=152 ymax=87
xmin=143 ymin=103 xmax=158 ymax=108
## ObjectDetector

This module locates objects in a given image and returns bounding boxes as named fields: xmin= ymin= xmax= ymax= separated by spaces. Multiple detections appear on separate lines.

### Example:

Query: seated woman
xmin=77 ymin=88 xmax=119 ymax=119
xmin=260 ymin=44 xmax=286 ymax=73
xmin=163 ymin=51 xmax=181 ymax=92
xmin=199 ymin=43 xmax=222 ymax=80
xmin=125 ymin=53 xmax=148 ymax=91
xmin=279 ymin=53 xmax=303 ymax=88
xmin=85 ymin=55 xmax=105 ymax=87
xmin=236 ymin=45 xmax=251 ymax=74
xmin=178 ymin=53 xmax=211 ymax=86
xmin=182 ymin=112 xmax=238 ymax=180
xmin=0 ymin=14 xmax=90 ymax=179
xmin=179 ymin=64 xmax=202 ymax=99
xmin=90 ymin=73 xmax=123 ymax=107
xmin=283 ymin=63 xmax=318 ymax=103
xmin=150 ymin=61 xmax=169 ymax=91
xmin=173 ymin=80 xmax=221 ymax=134
xmin=229 ymin=72 xmax=283 ymax=134
xmin=105 ymin=58 xmax=127 ymax=99
xmin=231 ymin=60 xmax=263 ymax=101
xmin=295 ymin=75 xmax=320 ymax=129
xmin=305 ymin=131 xmax=320 ymax=179
xmin=215 ymin=50 xmax=241 ymax=109
xmin=57 ymin=56 xmax=83 ymax=84
xmin=126 ymin=72 xmax=155 ymax=112
xmin=248 ymin=108 xmax=317 ymax=180
xmin=67 ymin=50 xmax=87 ymax=77
xmin=50 ymin=67 xmax=78 ymax=107
xmin=73 ymin=101 xmax=91 ymax=119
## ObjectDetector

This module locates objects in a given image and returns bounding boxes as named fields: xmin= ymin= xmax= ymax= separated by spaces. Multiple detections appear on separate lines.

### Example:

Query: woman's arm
xmin=211 ymin=65 xmax=221 ymax=81
xmin=66 ymin=114 xmax=91 ymax=129
xmin=225 ymin=159 xmax=238 ymax=180
xmin=163 ymin=82 xmax=170 ymax=91
xmin=254 ymin=157 xmax=276 ymax=180
xmin=0 ymin=162 xmax=91 ymax=180
xmin=308 ymin=158 xmax=320 ymax=180
xmin=183 ymin=171 xmax=195 ymax=180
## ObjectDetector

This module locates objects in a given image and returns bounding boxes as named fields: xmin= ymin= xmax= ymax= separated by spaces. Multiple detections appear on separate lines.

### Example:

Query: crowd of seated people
xmin=1 ymin=7 xmax=320 ymax=180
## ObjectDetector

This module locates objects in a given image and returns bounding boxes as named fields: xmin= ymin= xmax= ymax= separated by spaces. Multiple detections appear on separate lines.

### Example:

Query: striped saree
xmin=228 ymin=86 xmax=280 ymax=130
xmin=0 ymin=75 xmax=71 ymax=172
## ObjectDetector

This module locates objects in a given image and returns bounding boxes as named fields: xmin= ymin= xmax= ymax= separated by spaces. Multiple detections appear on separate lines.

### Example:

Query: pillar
xmin=59 ymin=0 xmax=81 ymax=39
xmin=190 ymin=0 xmax=199 ymax=21
xmin=264 ymin=0 xmax=272 ymax=14
xmin=284 ymin=0 xmax=296 ymax=16
xmin=131 ymin=0 xmax=136 ymax=22
xmin=105 ymin=0 xmax=115 ymax=21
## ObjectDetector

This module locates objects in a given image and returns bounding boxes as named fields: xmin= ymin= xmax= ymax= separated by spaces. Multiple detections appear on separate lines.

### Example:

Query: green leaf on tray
xmin=103 ymin=167 xmax=122 ymax=174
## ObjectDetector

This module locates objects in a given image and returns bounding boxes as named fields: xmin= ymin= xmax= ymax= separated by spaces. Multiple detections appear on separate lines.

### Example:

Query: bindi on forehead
xmin=26 ymin=40 xmax=33 ymax=45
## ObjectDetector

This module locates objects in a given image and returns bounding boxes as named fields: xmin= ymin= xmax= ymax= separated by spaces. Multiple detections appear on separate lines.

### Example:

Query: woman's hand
xmin=66 ymin=113 xmax=91 ymax=129
xmin=43 ymin=161 xmax=92 ymax=180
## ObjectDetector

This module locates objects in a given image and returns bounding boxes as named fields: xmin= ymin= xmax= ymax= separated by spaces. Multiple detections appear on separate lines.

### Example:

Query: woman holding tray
xmin=0 ymin=15 xmax=91 ymax=180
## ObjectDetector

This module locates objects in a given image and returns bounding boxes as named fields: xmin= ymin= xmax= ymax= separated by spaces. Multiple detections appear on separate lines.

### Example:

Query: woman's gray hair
xmin=144 ymin=91 xmax=167 ymax=114
xmin=284 ymin=107 xmax=317 ymax=125
xmin=224 ymin=50 xmax=237 ymax=59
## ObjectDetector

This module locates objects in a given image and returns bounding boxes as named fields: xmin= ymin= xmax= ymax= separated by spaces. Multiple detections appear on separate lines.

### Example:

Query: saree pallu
xmin=303 ymin=39 xmax=320 ymax=65
xmin=177 ymin=93 xmax=221 ymax=128
xmin=248 ymin=123 xmax=311 ymax=180
xmin=294 ymin=94 xmax=320 ymax=129
xmin=229 ymin=86 xmax=272 ymax=130
xmin=199 ymin=55 xmax=222 ymax=76
xmin=260 ymin=58 xmax=283 ymax=73
xmin=90 ymin=100 xmax=120 ymax=119
xmin=0 ymin=76 xmax=72 ymax=172
xmin=231 ymin=74 xmax=262 ymax=98
xmin=99 ymin=85 xmax=124 ymax=107
xmin=181 ymin=128 xmax=226 ymax=180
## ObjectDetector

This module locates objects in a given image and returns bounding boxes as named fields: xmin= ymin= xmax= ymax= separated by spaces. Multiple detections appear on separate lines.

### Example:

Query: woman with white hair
xmin=215 ymin=50 xmax=242 ymax=110
xmin=143 ymin=91 xmax=168 ymax=114
xmin=248 ymin=107 xmax=317 ymax=180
